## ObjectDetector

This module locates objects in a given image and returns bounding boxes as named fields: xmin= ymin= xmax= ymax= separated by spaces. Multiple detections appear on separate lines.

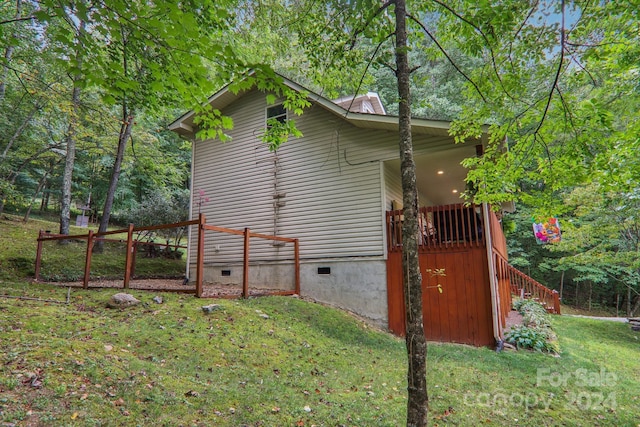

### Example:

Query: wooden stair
xmin=506 ymin=265 xmax=561 ymax=314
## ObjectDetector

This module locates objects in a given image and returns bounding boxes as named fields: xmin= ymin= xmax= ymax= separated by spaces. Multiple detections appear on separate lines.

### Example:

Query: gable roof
xmin=168 ymin=73 xmax=486 ymax=141
xmin=332 ymin=92 xmax=386 ymax=115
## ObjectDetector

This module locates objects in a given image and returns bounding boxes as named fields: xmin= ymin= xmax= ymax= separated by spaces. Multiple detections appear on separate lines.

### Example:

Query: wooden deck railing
xmin=386 ymin=204 xmax=485 ymax=252
xmin=493 ymin=251 xmax=560 ymax=314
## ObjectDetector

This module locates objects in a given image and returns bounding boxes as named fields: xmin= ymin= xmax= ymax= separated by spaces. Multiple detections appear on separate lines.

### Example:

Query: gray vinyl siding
xmin=384 ymin=162 xmax=403 ymax=210
xmin=190 ymin=89 xmax=454 ymax=264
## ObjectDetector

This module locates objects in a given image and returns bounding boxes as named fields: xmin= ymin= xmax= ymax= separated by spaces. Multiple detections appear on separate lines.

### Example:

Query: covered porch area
xmin=385 ymin=203 xmax=512 ymax=347
xmin=382 ymin=144 xmax=559 ymax=347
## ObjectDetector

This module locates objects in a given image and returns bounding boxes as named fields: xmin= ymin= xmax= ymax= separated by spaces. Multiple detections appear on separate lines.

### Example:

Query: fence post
xmin=195 ymin=213 xmax=205 ymax=297
xmin=294 ymin=238 xmax=300 ymax=295
xmin=34 ymin=230 xmax=44 ymax=281
xmin=83 ymin=230 xmax=94 ymax=289
xmin=553 ymin=290 xmax=561 ymax=314
xmin=130 ymin=241 xmax=138 ymax=279
xmin=242 ymin=227 xmax=250 ymax=299
xmin=123 ymin=223 xmax=134 ymax=289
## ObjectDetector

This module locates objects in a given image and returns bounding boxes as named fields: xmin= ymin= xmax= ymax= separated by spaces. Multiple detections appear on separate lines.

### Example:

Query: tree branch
xmin=429 ymin=0 xmax=512 ymax=102
xmin=565 ymin=49 xmax=598 ymax=86
xmin=345 ymin=32 xmax=394 ymax=115
xmin=407 ymin=14 xmax=487 ymax=103
xmin=532 ymin=0 xmax=566 ymax=137
xmin=508 ymin=1 xmax=538 ymax=74
xmin=0 ymin=15 xmax=46 ymax=25
xmin=349 ymin=1 xmax=395 ymax=50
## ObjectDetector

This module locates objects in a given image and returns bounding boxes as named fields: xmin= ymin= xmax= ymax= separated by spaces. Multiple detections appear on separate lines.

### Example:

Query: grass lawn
xmin=0 ymin=214 xmax=186 ymax=282
xmin=1 ymin=215 xmax=639 ymax=426
xmin=2 ymin=283 xmax=639 ymax=426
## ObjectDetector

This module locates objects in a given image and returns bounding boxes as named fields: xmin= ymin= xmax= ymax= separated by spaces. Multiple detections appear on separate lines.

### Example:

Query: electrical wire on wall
xmin=252 ymin=128 xmax=284 ymax=240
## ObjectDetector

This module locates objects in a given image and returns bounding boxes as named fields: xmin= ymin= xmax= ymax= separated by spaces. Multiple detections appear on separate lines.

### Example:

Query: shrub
xmin=508 ymin=299 xmax=559 ymax=353
xmin=516 ymin=299 xmax=548 ymax=316
xmin=506 ymin=325 xmax=558 ymax=353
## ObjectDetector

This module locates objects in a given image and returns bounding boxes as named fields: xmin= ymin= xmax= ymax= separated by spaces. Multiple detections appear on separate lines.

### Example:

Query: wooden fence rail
xmin=34 ymin=213 xmax=300 ymax=298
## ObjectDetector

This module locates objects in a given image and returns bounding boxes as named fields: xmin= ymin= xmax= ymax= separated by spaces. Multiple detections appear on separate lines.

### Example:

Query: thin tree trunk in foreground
xmin=95 ymin=111 xmax=135 ymax=251
xmin=60 ymin=83 xmax=82 ymax=235
xmin=395 ymin=0 xmax=428 ymax=425
xmin=60 ymin=20 xmax=86 ymax=236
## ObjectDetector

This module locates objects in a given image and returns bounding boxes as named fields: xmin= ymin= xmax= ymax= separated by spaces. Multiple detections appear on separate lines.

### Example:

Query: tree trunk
xmin=23 ymin=160 xmax=58 ymax=222
xmin=395 ymin=1 xmax=428 ymax=425
xmin=559 ymin=270 xmax=564 ymax=300
xmin=59 ymin=85 xmax=82 ymax=235
xmin=40 ymin=184 xmax=50 ymax=212
xmin=59 ymin=20 xmax=85 ymax=236
xmin=0 ymin=106 xmax=41 ymax=215
xmin=95 ymin=25 xmax=135 ymax=251
xmin=95 ymin=110 xmax=135 ymax=251
xmin=0 ymin=105 xmax=39 ymax=163
xmin=631 ymin=295 xmax=640 ymax=318
xmin=0 ymin=141 xmax=63 ymax=213
xmin=0 ymin=0 xmax=22 ymax=101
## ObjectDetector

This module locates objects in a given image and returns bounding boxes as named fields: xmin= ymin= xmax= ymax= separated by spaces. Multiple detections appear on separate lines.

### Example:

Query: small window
xmin=266 ymin=104 xmax=287 ymax=125
xmin=221 ymin=270 xmax=231 ymax=277
xmin=361 ymin=99 xmax=375 ymax=114
xmin=317 ymin=267 xmax=331 ymax=275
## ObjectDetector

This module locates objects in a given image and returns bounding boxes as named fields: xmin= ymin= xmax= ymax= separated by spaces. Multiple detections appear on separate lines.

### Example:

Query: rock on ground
xmin=107 ymin=293 xmax=140 ymax=309
xmin=202 ymin=304 xmax=222 ymax=313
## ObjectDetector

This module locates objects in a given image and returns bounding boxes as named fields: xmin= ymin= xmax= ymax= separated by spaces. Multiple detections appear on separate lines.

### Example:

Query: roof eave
xmin=169 ymin=72 xmax=489 ymax=142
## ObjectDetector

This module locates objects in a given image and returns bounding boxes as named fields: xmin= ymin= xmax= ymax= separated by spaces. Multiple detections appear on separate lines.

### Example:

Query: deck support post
xmin=34 ymin=230 xmax=44 ymax=281
xmin=242 ymin=227 xmax=250 ymax=299
xmin=294 ymin=238 xmax=300 ymax=295
xmin=195 ymin=213 xmax=205 ymax=297
xmin=553 ymin=290 xmax=561 ymax=314
xmin=83 ymin=230 xmax=94 ymax=289
xmin=123 ymin=224 xmax=134 ymax=289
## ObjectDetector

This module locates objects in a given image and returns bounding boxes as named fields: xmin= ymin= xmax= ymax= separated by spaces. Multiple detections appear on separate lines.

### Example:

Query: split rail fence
xmin=34 ymin=214 xmax=300 ymax=298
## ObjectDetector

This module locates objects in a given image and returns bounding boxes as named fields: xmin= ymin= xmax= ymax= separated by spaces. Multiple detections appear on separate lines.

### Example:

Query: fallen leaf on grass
xmin=434 ymin=406 xmax=454 ymax=420
xmin=112 ymin=398 xmax=125 ymax=406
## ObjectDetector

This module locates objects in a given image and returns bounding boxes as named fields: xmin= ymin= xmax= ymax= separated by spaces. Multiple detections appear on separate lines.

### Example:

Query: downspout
xmin=184 ymin=135 xmax=196 ymax=283
xmin=482 ymin=203 xmax=503 ymax=351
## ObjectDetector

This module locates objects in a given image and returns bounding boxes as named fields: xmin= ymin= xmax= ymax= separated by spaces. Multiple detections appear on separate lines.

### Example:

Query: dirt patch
xmin=504 ymin=310 xmax=524 ymax=334
xmin=45 ymin=278 xmax=295 ymax=299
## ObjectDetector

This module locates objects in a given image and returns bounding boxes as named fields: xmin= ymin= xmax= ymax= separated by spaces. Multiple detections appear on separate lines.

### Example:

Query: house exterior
xmin=170 ymin=74 xmax=518 ymax=347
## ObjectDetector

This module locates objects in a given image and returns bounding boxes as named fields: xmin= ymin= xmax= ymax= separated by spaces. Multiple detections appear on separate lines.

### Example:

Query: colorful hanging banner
xmin=533 ymin=217 xmax=561 ymax=244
